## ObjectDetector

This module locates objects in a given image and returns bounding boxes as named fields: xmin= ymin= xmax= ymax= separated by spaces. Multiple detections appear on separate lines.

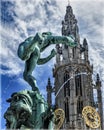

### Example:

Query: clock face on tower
xmin=82 ymin=106 xmax=101 ymax=129
xmin=54 ymin=108 xmax=65 ymax=130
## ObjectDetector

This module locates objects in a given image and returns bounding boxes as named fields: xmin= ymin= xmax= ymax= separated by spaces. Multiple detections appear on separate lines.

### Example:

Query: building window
xmin=72 ymin=47 xmax=76 ymax=58
xmin=77 ymin=98 xmax=83 ymax=114
xmin=64 ymin=44 xmax=68 ymax=49
xmin=75 ymin=70 xmax=82 ymax=96
xmin=65 ymin=98 xmax=69 ymax=122
xmin=64 ymin=73 xmax=70 ymax=97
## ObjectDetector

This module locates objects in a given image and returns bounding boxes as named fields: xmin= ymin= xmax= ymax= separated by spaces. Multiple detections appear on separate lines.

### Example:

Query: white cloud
xmin=1 ymin=0 xmax=104 ymax=99
xmin=1 ymin=0 xmax=104 ymax=127
xmin=1 ymin=0 xmax=61 ymax=77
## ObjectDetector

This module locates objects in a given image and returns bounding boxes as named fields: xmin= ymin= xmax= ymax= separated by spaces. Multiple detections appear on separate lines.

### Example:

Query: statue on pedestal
xmin=4 ymin=32 xmax=77 ymax=129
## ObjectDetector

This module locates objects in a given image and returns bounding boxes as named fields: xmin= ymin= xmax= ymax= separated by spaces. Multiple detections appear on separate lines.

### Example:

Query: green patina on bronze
xmin=17 ymin=32 xmax=77 ymax=91
xmin=4 ymin=90 xmax=55 ymax=129
xmin=4 ymin=32 xmax=77 ymax=129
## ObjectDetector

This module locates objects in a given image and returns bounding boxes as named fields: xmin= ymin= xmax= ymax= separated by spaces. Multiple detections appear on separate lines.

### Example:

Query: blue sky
xmin=0 ymin=0 xmax=104 ymax=129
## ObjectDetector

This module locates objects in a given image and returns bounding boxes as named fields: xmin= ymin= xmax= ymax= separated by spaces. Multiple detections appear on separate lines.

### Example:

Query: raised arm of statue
xmin=17 ymin=32 xmax=77 ymax=91
xmin=37 ymin=49 xmax=56 ymax=65
xmin=40 ymin=33 xmax=77 ymax=52
xmin=45 ymin=35 xmax=77 ymax=46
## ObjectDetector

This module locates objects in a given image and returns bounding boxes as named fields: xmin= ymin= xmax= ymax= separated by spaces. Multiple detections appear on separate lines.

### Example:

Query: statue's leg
xmin=23 ymin=52 xmax=39 ymax=91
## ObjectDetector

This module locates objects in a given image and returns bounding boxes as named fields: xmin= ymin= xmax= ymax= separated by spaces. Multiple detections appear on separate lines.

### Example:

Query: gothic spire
xmin=96 ymin=73 xmax=100 ymax=82
xmin=61 ymin=4 xmax=80 ymax=43
xmin=83 ymin=38 xmax=88 ymax=46
xmin=96 ymin=73 xmax=101 ymax=87
xmin=47 ymin=78 xmax=51 ymax=86
xmin=46 ymin=78 xmax=52 ymax=106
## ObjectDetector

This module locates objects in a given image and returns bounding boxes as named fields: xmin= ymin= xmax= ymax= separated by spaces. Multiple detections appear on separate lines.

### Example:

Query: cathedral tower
xmin=51 ymin=4 xmax=103 ymax=130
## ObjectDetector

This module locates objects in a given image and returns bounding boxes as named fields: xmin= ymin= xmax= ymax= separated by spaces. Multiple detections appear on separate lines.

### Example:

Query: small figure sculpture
xmin=18 ymin=32 xmax=77 ymax=91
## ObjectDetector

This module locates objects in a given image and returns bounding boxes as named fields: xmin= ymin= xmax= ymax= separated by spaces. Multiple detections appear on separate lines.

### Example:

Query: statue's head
xmin=38 ymin=32 xmax=52 ymax=52
xmin=7 ymin=90 xmax=33 ymax=115
xmin=4 ymin=90 xmax=59 ymax=129
xmin=5 ymin=90 xmax=33 ymax=129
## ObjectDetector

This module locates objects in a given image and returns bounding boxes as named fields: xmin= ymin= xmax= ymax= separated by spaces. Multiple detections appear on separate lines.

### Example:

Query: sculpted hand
xmin=51 ymin=49 xmax=57 ymax=57
xmin=66 ymin=36 xmax=77 ymax=47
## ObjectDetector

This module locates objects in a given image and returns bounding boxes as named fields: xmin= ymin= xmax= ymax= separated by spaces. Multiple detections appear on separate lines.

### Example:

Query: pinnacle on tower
xmin=61 ymin=3 xmax=80 ymax=43
xmin=46 ymin=78 xmax=52 ymax=106
xmin=83 ymin=38 xmax=88 ymax=51
xmin=83 ymin=38 xmax=88 ymax=46
xmin=96 ymin=73 xmax=101 ymax=87
xmin=47 ymin=78 xmax=52 ymax=91
xmin=48 ymin=77 xmax=51 ymax=85
xmin=96 ymin=73 xmax=100 ymax=82
xmin=96 ymin=74 xmax=103 ymax=129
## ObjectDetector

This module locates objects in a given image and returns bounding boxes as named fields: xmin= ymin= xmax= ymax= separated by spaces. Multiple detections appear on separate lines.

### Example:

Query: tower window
xmin=75 ymin=71 xmax=82 ymax=96
xmin=64 ymin=44 xmax=68 ymax=49
xmin=65 ymin=98 xmax=69 ymax=122
xmin=64 ymin=73 xmax=70 ymax=97
xmin=77 ymin=98 xmax=83 ymax=114
xmin=72 ymin=48 xmax=76 ymax=58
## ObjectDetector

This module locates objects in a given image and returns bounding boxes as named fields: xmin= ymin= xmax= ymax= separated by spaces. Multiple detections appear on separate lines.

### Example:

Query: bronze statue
xmin=4 ymin=90 xmax=55 ymax=129
xmin=4 ymin=32 xmax=77 ymax=129
xmin=17 ymin=32 xmax=77 ymax=91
